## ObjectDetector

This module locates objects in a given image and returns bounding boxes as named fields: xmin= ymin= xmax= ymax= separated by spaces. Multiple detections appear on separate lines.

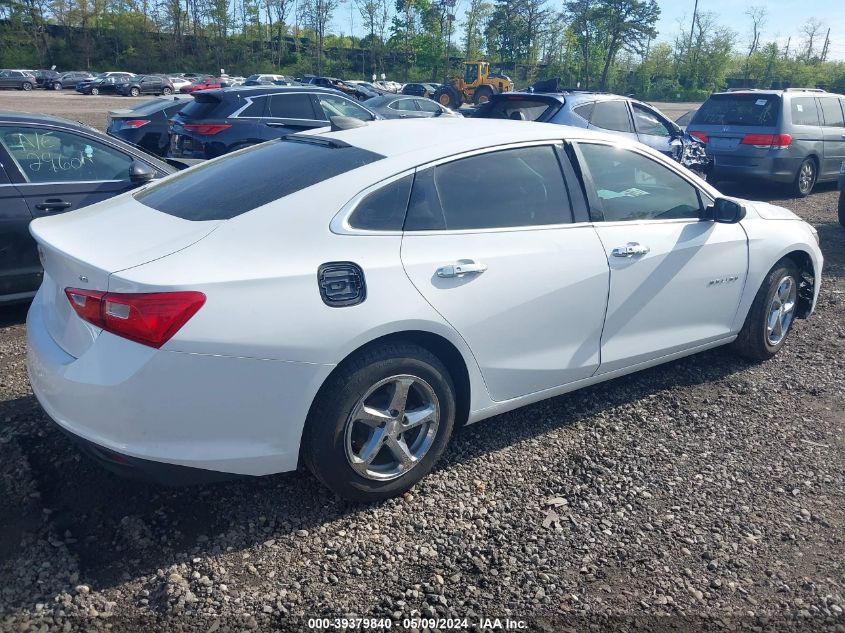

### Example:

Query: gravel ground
xmin=0 ymin=93 xmax=844 ymax=632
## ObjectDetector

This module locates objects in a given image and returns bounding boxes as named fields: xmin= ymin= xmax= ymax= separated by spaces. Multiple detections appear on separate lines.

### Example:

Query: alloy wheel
xmin=344 ymin=375 xmax=440 ymax=481
xmin=798 ymin=161 xmax=815 ymax=195
xmin=766 ymin=275 xmax=796 ymax=346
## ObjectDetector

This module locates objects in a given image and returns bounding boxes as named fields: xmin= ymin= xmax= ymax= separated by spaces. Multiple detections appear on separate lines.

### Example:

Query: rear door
xmin=0 ymin=124 xmax=154 ymax=219
xmin=0 ymin=155 xmax=39 ymax=299
xmin=400 ymin=143 xmax=610 ymax=401
xmin=817 ymin=96 xmax=845 ymax=178
xmin=583 ymin=100 xmax=640 ymax=143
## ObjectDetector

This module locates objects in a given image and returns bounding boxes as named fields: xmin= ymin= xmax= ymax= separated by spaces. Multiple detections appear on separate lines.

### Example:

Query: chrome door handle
xmin=611 ymin=243 xmax=650 ymax=258
xmin=436 ymin=260 xmax=488 ymax=278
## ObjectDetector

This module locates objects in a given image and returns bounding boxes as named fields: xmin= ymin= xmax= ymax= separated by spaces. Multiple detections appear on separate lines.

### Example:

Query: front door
xmin=400 ymin=144 xmax=610 ymax=402
xmin=0 ymin=124 xmax=141 ymax=220
xmin=574 ymin=141 xmax=748 ymax=374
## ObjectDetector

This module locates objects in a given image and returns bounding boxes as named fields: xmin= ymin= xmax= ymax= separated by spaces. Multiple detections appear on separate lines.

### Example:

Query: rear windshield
xmin=474 ymin=97 xmax=560 ymax=122
xmin=179 ymin=96 xmax=223 ymax=119
xmin=692 ymin=93 xmax=781 ymax=127
xmin=135 ymin=138 xmax=384 ymax=220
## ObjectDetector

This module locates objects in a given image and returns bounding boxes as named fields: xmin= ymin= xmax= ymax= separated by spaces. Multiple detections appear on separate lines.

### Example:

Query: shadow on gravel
xmin=0 ymin=343 xmax=756 ymax=606
xmin=0 ymin=303 xmax=29 ymax=327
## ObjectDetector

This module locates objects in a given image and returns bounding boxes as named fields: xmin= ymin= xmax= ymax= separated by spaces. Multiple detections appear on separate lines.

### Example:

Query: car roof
xmin=313 ymin=118 xmax=620 ymax=163
xmin=208 ymin=85 xmax=343 ymax=98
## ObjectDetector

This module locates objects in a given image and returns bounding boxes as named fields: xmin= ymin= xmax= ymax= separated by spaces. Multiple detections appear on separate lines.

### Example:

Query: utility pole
xmin=687 ymin=0 xmax=699 ymax=54
xmin=782 ymin=36 xmax=790 ymax=60
xmin=820 ymin=27 xmax=830 ymax=62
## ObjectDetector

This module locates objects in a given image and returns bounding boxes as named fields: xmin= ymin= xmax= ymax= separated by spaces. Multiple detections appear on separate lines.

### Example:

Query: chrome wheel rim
xmin=344 ymin=374 xmax=440 ymax=481
xmin=799 ymin=162 xmax=815 ymax=194
xmin=766 ymin=275 xmax=797 ymax=346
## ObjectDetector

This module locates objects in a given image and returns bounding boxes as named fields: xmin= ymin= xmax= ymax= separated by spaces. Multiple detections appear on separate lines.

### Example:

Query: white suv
xmin=26 ymin=119 xmax=822 ymax=501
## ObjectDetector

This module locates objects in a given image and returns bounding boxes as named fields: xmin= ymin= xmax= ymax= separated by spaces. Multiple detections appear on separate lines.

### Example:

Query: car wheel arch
xmin=781 ymin=250 xmax=816 ymax=318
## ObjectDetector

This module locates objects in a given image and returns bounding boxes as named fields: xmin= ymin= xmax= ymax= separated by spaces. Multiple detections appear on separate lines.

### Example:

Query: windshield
xmin=692 ymin=93 xmax=781 ymax=127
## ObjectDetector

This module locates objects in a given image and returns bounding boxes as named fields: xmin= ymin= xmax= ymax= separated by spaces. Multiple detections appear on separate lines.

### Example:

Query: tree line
xmin=1 ymin=0 xmax=843 ymax=100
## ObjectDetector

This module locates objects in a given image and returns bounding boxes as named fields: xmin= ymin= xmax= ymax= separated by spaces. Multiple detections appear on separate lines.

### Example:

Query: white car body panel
xmin=24 ymin=119 xmax=824 ymax=478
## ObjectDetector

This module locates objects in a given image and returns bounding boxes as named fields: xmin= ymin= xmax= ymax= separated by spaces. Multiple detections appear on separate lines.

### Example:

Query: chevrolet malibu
xmin=26 ymin=119 xmax=823 ymax=501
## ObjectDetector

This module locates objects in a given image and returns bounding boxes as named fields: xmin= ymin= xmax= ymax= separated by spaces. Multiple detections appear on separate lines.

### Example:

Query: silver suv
xmin=688 ymin=88 xmax=845 ymax=197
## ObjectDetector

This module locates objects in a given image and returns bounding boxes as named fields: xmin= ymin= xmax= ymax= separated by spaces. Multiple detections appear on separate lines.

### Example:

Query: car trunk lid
xmin=30 ymin=195 xmax=221 ymax=359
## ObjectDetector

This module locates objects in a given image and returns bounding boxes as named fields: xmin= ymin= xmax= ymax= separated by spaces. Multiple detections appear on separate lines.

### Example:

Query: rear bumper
xmin=26 ymin=287 xmax=334 ymax=477
xmin=710 ymin=154 xmax=801 ymax=183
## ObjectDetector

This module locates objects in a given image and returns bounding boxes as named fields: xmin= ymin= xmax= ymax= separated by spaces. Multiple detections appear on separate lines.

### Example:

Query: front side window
xmin=316 ymin=94 xmax=373 ymax=121
xmin=416 ymin=99 xmax=440 ymax=113
xmin=632 ymin=104 xmax=673 ymax=137
xmin=578 ymin=143 xmax=702 ymax=222
xmin=819 ymin=97 xmax=844 ymax=127
xmin=791 ymin=97 xmax=820 ymax=126
xmin=589 ymin=101 xmax=634 ymax=133
xmin=0 ymin=126 xmax=134 ymax=184
xmin=405 ymin=145 xmax=572 ymax=231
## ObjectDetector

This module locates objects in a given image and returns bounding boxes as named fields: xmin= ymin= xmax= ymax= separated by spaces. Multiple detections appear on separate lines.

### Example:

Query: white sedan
xmin=26 ymin=119 xmax=822 ymax=501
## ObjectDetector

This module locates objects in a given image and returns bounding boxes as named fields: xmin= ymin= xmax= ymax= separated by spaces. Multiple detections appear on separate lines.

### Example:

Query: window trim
xmin=572 ymin=139 xmax=714 ymax=225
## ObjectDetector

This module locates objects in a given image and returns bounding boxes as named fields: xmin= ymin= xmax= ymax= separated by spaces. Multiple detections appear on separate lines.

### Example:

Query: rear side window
xmin=590 ymin=101 xmax=633 ymax=133
xmin=404 ymin=145 xmax=572 ymax=230
xmin=348 ymin=175 xmax=413 ymax=231
xmin=572 ymin=102 xmax=594 ymax=122
xmin=136 ymin=139 xmax=384 ymax=220
xmin=791 ymin=97 xmax=820 ymax=126
xmin=693 ymin=94 xmax=781 ymax=127
xmin=239 ymin=97 xmax=267 ymax=117
xmin=474 ymin=98 xmax=559 ymax=121
xmin=269 ymin=93 xmax=317 ymax=119
xmin=180 ymin=97 xmax=223 ymax=119
xmin=818 ymin=97 xmax=844 ymax=127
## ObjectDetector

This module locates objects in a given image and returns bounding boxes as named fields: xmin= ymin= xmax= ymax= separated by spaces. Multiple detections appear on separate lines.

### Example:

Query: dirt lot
xmin=0 ymin=92 xmax=843 ymax=632
xmin=0 ymin=89 xmax=149 ymax=130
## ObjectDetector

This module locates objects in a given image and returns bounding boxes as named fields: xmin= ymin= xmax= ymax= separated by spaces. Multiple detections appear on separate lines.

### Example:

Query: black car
xmin=0 ymin=112 xmax=175 ymax=303
xmin=75 ymin=72 xmax=135 ymax=93
xmin=401 ymin=83 xmax=436 ymax=98
xmin=49 ymin=71 xmax=94 ymax=90
xmin=107 ymin=95 xmax=192 ymax=156
xmin=77 ymin=76 xmax=123 ymax=95
xmin=168 ymin=85 xmax=380 ymax=159
xmin=0 ymin=70 xmax=37 ymax=91
xmin=33 ymin=70 xmax=60 ymax=89
xmin=116 ymin=75 xmax=174 ymax=97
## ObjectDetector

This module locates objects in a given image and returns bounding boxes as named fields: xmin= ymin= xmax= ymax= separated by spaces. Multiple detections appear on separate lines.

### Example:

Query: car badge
xmin=79 ymin=275 xmax=88 ymax=283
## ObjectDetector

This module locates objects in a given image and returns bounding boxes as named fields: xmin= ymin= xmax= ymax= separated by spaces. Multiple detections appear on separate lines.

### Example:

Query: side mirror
xmin=703 ymin=197 xmax=746 ymax=224
xmin=129 ymin=160 xmax=155 ymax=184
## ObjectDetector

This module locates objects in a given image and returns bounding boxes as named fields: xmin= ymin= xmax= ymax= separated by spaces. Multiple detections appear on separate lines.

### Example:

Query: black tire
xmin=732 ymin=259 xmax=801 ymax=360
xmin=162 ymin=87 xmax=172 ymax=95
xmin=838 ymin=191 xmax=845 ymax=227
xmin=473 ymin=84 xmax=494 ymax=105
xmin=21 ymin=82 xmax=32 ymax=91
xmin=433 ymin=85 xmax=461 ymax=110
xmin=302 ymin=343 xmax=456 ymax=502
xmin=130 ymin=87 xmax=140 ymax=97
xmin=90 ymin=87 xmax=99 ymax=95
xmin=792 ymin=157 xmax=817 ymax=197
xmin=52 ymin=82 xmax=62 ymax=91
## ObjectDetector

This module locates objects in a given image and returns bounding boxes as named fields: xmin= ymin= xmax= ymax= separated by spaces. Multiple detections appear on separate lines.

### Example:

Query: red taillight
xmin=121 ymin=119 xmax=150 ymax=129
xmin=183 ymin=124 xmax=231 ymax=135
xmin=65 ymin=289 xmax=206 ymax=349
xmin=689 ymin=130 xmax=709 ymax=143
xmin=741 ymin=133 xmax=792 ymax=149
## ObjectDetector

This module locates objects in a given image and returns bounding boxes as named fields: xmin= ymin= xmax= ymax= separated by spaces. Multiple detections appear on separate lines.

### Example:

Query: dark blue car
xmin=473 ymin=90 xmax=710 ymax=177
xmin=168 ymin=85 xmax=381 ymax=159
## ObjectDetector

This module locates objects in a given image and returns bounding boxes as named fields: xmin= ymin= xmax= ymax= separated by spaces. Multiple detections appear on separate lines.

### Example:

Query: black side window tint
xmin=791 ymin=98 xmax=820 ymax=126
xmin=590 ymin=101 xmax=633 ymax=133
xmin=348 ymin=175 xmax=413 ymax=231
xmin=578 ymin=143 xmax=702 ymax=222
xmin=269 ymin=93 xmax=317 ymax=119
xmin=819 ymin=98 xmax=844 ymax=127
xmin=240 ymin=98 xmax=267 ymax=117
xmin=572 ymin=102 xmax=594 ymax=122
xmin=405 ymin=146 xmax=572 ymax=230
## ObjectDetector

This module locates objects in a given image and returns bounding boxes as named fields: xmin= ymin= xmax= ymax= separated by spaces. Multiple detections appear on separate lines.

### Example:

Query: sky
xmin=655 ymin=0 xmax=845 ymax=61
